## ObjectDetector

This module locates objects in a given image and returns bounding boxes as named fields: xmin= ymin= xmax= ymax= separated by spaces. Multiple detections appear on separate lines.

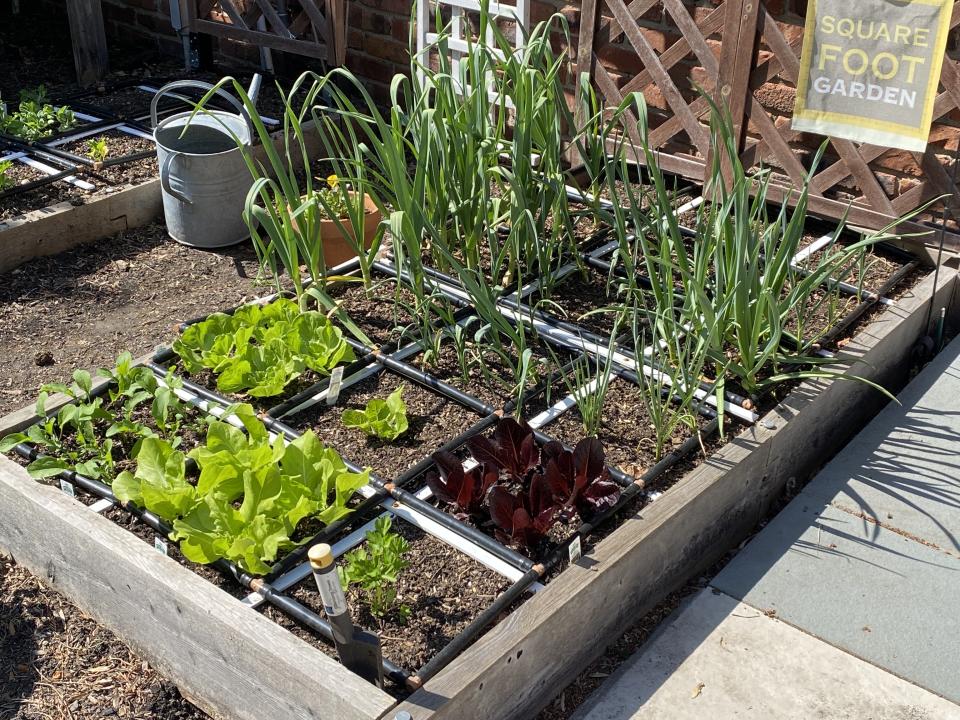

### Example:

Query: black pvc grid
xmin=83 ymin=251 xmax=714 ymax=687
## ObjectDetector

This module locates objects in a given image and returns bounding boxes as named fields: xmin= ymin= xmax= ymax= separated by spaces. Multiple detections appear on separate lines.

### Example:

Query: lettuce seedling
xmin=174 ymin=406 xmax=368 ymax=573
xmin=112 ymin=437 xmax=195 ymax=521
xmin=341 ymin=385 xmax=408 ymax=440
xmin=171 ymin=298 xmax=355 ymax=397
xmin=338 ymin=516 xmax=411 ymax=621
xmin=217 ymin=338 xmax=305 ymax=397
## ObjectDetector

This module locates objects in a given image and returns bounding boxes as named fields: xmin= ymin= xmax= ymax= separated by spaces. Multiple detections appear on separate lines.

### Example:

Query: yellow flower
xmin=326 ymin=174 xmax=339 ymax=189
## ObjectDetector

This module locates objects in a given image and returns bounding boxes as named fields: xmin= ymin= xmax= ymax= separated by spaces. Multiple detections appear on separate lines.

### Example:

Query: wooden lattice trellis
xmin=179 ymin=0 xmax=345 ymax=66
xmin=575 ymin=0 xmax=960 ymax=248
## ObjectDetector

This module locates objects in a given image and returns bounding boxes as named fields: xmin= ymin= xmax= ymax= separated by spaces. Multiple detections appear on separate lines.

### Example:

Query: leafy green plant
xmin=87 ymin=138 xmax=109 ymax=163
xmin=0 ymin=159 xmax=14 ymax=192
xmin=0 ymin=372 xmax=115 ymax=480
xmin=0 ymin=89 xmax=77 ymax=141
xmin=172 ymin=298 xmax=355 ymax=397
xmin=309 ymin=174 xmax=350 ymax=219
xmin=115 ymin=404 xmax=369 ymax=574
xmin=338 ymin=516 xmax=411 ymax=621
xmin=342 ymin=385 xmax=408 ymax=440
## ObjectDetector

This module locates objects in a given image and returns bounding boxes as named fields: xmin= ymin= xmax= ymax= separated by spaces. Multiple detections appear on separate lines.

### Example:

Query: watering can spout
xmin=247 ymin=73 xmax=263 ymax=110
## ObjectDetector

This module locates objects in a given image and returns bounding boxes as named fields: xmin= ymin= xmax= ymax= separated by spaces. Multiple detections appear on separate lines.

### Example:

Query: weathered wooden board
xmin=66 ymin=0 xmax=109 ymax=86
xmin=0 ymin=180 xmax=162 ymax=275
xmin=0 ymin=455 xmax=395 ymax=720
xmin=390 ymin=263 xmax=960 ymax=720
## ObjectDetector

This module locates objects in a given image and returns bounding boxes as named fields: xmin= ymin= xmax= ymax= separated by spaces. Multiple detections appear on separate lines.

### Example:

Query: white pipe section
xmin=89 ymin=498 xmax=114 ymax=513
xmin=16 ymin=156 xmax=94 ymax=190
xmin=791 ymin=233 xmax=833 ymax=264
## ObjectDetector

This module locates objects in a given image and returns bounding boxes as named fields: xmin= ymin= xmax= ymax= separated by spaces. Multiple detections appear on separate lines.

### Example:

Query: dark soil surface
xmin=288 ymin=365 xmax=486 ymax=480
xmin=0 ymin=221 xmax=272 ymax=418
xmin=534 ymin=265 xmax=633 ymax=339
xmin=60 ymin=129 xmax=158 ymax=187
xmin=327 ymin=276 xmax=432 ymax=350
xmin=540 ymin=376 xmax=704 ymax=478
xmin=263 ymin=520 xmax=511 ymax=678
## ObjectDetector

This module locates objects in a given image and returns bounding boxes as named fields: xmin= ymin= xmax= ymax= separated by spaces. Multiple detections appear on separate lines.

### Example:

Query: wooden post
xmin=707 ymin=0 xmax=761 ymax=190
xmin=66 ymin=0 xmax=110 ymax=87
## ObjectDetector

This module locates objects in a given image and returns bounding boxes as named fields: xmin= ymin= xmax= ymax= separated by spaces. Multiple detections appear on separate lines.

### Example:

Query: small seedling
xmin=339 ymin=516 xmax=411 ymax=621
xmin=0 ymin=159 xmax=14 ymax=192
xmin=311 ymin=174 xmax=350 ymax=220
xmin=341 ymin=385 xmax=408 ymax=440
xmin=87 ymin=138 xmax=109 ymax=164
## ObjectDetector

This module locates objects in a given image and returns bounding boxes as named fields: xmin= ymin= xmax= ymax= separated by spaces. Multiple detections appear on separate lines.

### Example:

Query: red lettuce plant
xmin=428 ymin=417 xmax=621 ymax=551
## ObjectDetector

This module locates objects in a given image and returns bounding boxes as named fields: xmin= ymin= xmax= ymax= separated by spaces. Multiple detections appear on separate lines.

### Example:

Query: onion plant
xmin=604 ymin=91 xmax=925 ymax=408
xmin=632 ymin=305 xmax=716 ymax=460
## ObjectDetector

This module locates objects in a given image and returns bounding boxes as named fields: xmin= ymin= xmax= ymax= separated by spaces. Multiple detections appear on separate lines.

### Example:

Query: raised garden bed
xmin=2 ymin=14 xmax=958 ymax=719
xmin=1 ymin=248 xmax=953 ymax=719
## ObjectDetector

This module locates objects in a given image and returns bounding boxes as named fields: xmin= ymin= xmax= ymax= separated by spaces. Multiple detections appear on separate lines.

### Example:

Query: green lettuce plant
xmin=342 ymin=385 xmax=408 ymax=440
xmin=172 ymin=298 xmax=355 ymax=397
xmin=115 ymin=404 xmax=369 ymax=574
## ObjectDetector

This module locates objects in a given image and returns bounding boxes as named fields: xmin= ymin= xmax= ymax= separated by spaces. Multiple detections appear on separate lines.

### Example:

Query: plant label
xmin=314 ymin=569 xmax=348 ymax=616
xmin=326 ymin=366 xmax=345 ymax=406
xmin=568 ymin=535 xmax=583 ymax=563
xmin=154 ymin=536 xmax=168 ymax=556
xmin=792 ymin=0 xmax=952 ymax=151
xmin=59 ymin=480 xmax=75 ymax=497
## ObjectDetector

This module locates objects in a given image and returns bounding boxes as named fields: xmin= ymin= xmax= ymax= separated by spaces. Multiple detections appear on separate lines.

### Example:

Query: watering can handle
xmin=161 ymin=153 xmax=192 ymax=205
xmin=149 ymin=79 xmax=254 ymax=139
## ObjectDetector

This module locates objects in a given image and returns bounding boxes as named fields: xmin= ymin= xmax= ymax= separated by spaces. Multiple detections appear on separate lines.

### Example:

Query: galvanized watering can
xmin=152 ymin=78 xmax=259 ymax=248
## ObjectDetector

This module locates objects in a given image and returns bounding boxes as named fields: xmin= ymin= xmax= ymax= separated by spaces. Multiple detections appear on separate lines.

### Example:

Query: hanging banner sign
xmin=792 ymin=0 xmax=952 ymax=151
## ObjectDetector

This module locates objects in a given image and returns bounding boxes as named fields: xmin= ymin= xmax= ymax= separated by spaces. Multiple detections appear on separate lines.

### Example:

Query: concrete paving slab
xmin=797 ymin=335 xmax=960 ymax=554
xmin=571 ymin=589 xmax=960 ymax=720
xmin=712 ymin=502 xmax=960 ymax=703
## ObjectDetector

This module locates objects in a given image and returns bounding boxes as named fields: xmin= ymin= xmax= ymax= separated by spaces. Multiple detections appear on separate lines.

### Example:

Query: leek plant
xmin=605 ymin=91 xmax=922 ymax=407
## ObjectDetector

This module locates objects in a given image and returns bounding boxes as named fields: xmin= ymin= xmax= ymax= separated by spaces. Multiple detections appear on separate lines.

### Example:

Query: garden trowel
xmin=309 ymin=544 xmax=384 ymax=687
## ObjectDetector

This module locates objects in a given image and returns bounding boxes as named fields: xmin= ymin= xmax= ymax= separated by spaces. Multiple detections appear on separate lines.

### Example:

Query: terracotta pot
xmin=296 ymin=192 xmax=381 ymax=268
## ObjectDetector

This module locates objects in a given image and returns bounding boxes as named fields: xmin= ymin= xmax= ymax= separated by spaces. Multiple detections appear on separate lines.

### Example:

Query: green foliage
xmin=188 ymin=76 xmax=381 ymax=346
xmin=87 ymin=138 xmax=109 ymax=163
xmin=0 ymin=87 xmax=77 ymax=141
xmin=338 ymin=516 xmax=411 ymax=621
xmin=113 ymin=404 xmax=368 ymax=574
xmin=342 ymin=385 xmax=408 ymax=440
xmin=0 ymin=372 xmax=115 ymax=481
xmin=0 ymin=159 xmax=14 ymax=192
xmin=172 ymin=298 xmax=355 ymax=397
xmin=0 ymin=353 xmax=201 ymax=483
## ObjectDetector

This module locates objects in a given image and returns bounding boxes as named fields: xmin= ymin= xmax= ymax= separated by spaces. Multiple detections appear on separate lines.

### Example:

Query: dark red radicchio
xmin=466 ymin=416 xmax=539 ymax=481
xmin=425 ymin=450 xmax=498 ymax=518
